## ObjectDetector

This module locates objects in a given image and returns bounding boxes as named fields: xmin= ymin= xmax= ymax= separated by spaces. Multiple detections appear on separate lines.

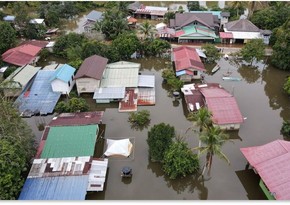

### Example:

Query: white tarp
xmin=104 ymin=139 xmax=133 ymax=157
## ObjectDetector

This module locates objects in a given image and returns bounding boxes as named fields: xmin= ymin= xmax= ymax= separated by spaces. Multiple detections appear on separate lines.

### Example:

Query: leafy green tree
xmin=164 ymin=12 xmax=175 ymax=24
xmin=283 ymin=77 xmax=290 ymax=95
xmin=12 ymin=2 xmax=30 ymax=28
xmin=162 ymin=69 xmax=183 ymax=91
xmin=187 ymin=1 xmax=201 ymax=11
xmin=239 ymin=39 xmax=266 ymax=65
xmin=128 ymin=110 xmax=150 ymax=127
xmin=163 ymin=138 xmax=199 ymax=179
xmin=94 ymin=8 xmax=129 ymax=40
xmin=53 ymin=33 xmax=88 ymax=58
xmin=147 ymin=123 xmax=175 ymax=162
xmin=142 ymin=39 xmax=171 ymax=57
xmin=281 ymin=120 xmax=290 ymax=140
xmin=55 ymin=97 xmax=89 ymax=113
xmin=68 ymin=59 xmax=83 ymax=70
xmin=3 ymin=67 xmax=17 ymax=79
xmin=112 ymin=33 xmax=140 ymax=60
xmin=195 ymin=126 xmax=230 ymax=176
xmin=138 ymin=21 xmax=157 ymax=40
xmin=250 ymin=4 xmax=290 ymax=30
xmin=23 ymin=23 xmax=46 ymax=40
xmin=271 ymin=18 xmax=290 ymax=70
xmin=201 ymin=43 xmax=221 ymax=63
xmin=0 ymin=97 xmax=36 ymax=199
xmin=0 ymin=22 xmax=16 ymax=54
xmin=162 ymin=68 xmax=176 ymax=80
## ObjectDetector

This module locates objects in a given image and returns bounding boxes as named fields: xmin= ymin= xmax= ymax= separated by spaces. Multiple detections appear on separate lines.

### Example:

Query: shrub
xmin=281 ymin=121 xmax=290 ymax=140
xmin=147 ymin=123 xmax=175 ymax=162
xmin=128 ymin=110 xmax=150 ymax=127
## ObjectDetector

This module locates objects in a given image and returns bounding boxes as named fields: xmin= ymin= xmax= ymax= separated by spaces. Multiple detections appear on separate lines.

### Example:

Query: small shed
xmin=50 ymin=64 xmax=76 ymax=95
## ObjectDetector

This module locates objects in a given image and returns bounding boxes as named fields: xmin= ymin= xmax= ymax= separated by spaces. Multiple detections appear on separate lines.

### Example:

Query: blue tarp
xmin=18 ymin=176 xmax=89 ymax=200
xmin=15 ymin=70 xmax=61 ymax=116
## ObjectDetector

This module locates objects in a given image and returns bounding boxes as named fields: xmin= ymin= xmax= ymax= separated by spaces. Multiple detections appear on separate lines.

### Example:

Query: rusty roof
xmin=74 ymin=55 xmax=108 ymax=80
xmin=49 ymin=111 xmax=104 ymax=127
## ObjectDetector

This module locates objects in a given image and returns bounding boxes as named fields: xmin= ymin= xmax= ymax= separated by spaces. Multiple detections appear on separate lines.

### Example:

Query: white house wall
xmin=213 ymin=123 xmax=240 ymax=130
xmin=224 ymin=29 xmax=262 ymax=40
xmin=51 ymin=78 xmax=75 ymax=95
xmin=76 ymin=78 xmax=100 ymax=95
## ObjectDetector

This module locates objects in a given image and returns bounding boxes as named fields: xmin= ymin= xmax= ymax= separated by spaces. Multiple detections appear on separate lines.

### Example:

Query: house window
xmin=193 ymin=71 xmax=198 ymax=76
xmin=68 ymin=81 xmax=71 ymax=87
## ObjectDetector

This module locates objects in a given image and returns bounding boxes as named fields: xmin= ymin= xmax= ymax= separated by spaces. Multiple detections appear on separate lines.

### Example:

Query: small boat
xmin=211 ymin=65 xmax=220 ymax=73
xmin=222 ymin=77 xmax=242 ymax=81
xmin=223 ymin=71 xmax=232 ymax=77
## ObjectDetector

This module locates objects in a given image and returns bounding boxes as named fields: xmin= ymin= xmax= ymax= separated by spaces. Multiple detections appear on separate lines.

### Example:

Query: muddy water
xmin=83 ymin=56 xmax=289 ymax=200
xmin=25 ymin=53 xmax=289 ymax=200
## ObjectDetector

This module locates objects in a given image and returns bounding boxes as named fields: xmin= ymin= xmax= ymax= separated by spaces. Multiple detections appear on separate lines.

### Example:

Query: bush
xmin=201 ymin=43 xmax=221 ymax=63
xmin=162 ymin=69 xmax=184 ymax=91
xmin=3 ymin=66 xmax=17 ymax=79
xmin=284 ymin=77 xmax=290 ymax=95
xmin=128 ymin=110 xmax=150 ymax=127
xmin=281 ymin=121 xmax=290 ymax=140
xmin=55 ymin=97 xmax=89 ymax=113
xmin=147 ymin=123 xmax=175 ymax=162
xmin=163 ymin=140 xmax=199 ymax=179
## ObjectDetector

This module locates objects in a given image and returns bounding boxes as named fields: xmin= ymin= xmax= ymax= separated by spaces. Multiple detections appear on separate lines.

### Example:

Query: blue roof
xmin=50 ymin=64 xmax=76 ymax=82
xmin=15 ymin=70 xmax=61 ymax=116
xmin=86 ymin=10 xmax=103 ymax=21
xmin=18 ymin=176 xmax=89 ymax=200
xmin=190 ymin=11 xmax=222 ymax=19
xmin=176 ymin=70 xmax=186 ymax=76
xmin=3 ymin=15 xmax=15 ymax=21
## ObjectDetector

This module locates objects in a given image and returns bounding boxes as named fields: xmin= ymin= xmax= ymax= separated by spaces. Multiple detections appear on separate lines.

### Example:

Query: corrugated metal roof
xmin=206 ymin=96 xmax=244 ymax=125
xmin=2 ymin=44 xmax=42 ymax=66
xmin=138 ymin=75 xmax=155 ymax=87
xmin=137 ymin=87 xmax=155 ymax=105
xmin=86 ymin=10 xmax=103 ymax=21
xmin=101 ymin=61 xmax=140 ymax=88
xmin=74 ymin=55 xmax=108 ymax=80
xmin=240 ymin=140 xmax=290 ymax=200
xmin=87 ymin=158 xmax=109 ymax=191
xmin=18 ymin=176 xmax=89 ymax=200
xmin=219 ymin=32 xmax=233 ymax=39
xmin=29 ymin=18 xmax=44 ymax=24
xmin=15 ymin=70 xmax=61 ymax=116
xmin=5 ymin=65 xmax=41 ymax=88
xmin=40 ymin=125 xmax=98 ymax=158
xmin=196 ymin=48 xmax=207 ymax=58
xmin=42 ymin=64 xmax=63 ymax=70
xmin=49 ymin=111 xmax=104 ymax=127
xmin=50 ymin=64 xmax=76 ymax=82
xmin=93 ymin=87 xmax=125 ymax=100
xmin=3 ymin=15 xmax=15 ymax=21
xmin=224 ymin=19 xmax=260 ymax=32
xmin=200 ymin=87 xmax=232 ymax=98
xmin=118 ymin=88 xmax=138 ymax=112
xmin=28 ymin=156 xmax=92 ymax=178
xmin=173 ymin=46 xmax=206 ymax=72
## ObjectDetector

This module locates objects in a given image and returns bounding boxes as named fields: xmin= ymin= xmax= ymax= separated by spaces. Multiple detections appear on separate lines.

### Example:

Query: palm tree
xmin=138 ymin=21 xmax=156 ymax=40
xmin=229 ymin=1 xmax=247 ymax=17
xmin=187 ymin=107 xmax=212 ymax=154
xmin=195 ymin=126 xmax=231 ymax=176
xmin=247 ymin=1 xmax=264 ymax=19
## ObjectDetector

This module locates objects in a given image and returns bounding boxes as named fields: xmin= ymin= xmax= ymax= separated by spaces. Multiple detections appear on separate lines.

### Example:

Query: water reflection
xmin=238 ymin=65 xmax=261 ymax=84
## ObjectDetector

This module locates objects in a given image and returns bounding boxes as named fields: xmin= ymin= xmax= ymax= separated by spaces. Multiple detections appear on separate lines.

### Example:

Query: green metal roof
xmin=41 ymin=125 xmax=99 ymax=158
xmin=180 ymin=25 xmax=217 ymax=39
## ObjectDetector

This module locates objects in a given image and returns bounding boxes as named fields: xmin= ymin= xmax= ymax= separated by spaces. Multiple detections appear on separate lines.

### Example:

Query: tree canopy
xmin=271 ymin=18 xmax=290 ymax=70
xmin=283 ymin=77 xmax=290 ymax=95
xmin=147 ymin=123 xmax=175 ymax=162
xmin=0 ymin=97 xmax=36 ymax=199
xmin=0 ymin=22 xmax=16 ymax=54
xmin=163 ymin=139 xmax=199 ymax=179
xmin=201 ymin=43 xmax=221 ymax=63
xmin=55 ymin=97 xmax=89 ymax=113
xmin=239 ymin=39 xmax=266 ymax=65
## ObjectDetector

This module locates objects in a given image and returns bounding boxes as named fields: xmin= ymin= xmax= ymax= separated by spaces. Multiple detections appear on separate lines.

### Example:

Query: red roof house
xmin=172 ymin=46 xmax=206 ymax=81
xmin=240 ymin=140 xmax=290 ymax=200
xmin=2 ymin=44 xmax=42 ymax=66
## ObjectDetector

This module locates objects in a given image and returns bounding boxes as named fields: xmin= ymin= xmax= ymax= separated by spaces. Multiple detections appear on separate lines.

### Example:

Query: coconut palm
xmin=138 ymin=21 xmax=157 ymax=40
xmin=187 ymin=107 xmax=212 ymax=154
xmin=195 ymin=126 xmax=231 ymax=176
xmin=247 ymin=1 xmax=264 ymax=19
xmin=229 ymin=1 xmax=247 ymax=17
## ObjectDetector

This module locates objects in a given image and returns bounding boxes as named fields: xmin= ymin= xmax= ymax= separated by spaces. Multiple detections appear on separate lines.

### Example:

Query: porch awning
xmin=219 ymin=32 xmax=233 ymax=39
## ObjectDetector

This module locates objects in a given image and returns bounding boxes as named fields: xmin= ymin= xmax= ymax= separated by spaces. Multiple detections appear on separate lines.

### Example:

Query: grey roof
xmin=138 ymin=75 xmax=155 ymax=88
xmin=170 ymin=13 xmax=216 ymax=29
xmin=2 ymin=65 xmax=41 ymax=89
xmin=86 ymin=10 xmax=103 ymax=22
xmin=224 ymin=19 xmax=260 ymax=32
xmin=15 ymin=70 xmax=61 ymax=116
xmin=93 ymin=87 xmax=125 ymax=100
xmin=221 ymin=12 xmax=230 ymax=17
xmin=260 ymin=30 xmax=272 ymax=35
xmin=101 ymin=61 xmax=140 ymax=88
xmin=128 ymin=1 xmax=142 ymax=11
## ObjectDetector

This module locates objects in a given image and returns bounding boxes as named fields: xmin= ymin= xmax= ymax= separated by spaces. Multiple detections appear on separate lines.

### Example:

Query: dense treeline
xmin=0 ymin=97 xmax=36 ymax=199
